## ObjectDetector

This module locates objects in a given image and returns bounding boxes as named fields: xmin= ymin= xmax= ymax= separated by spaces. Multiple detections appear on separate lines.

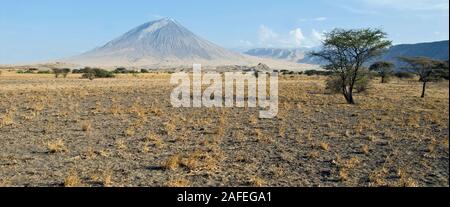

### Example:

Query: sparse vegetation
xmin=52 ymin=68 xmax=71 ymax=78
xmin=304 ymin=70 xmax=333 ymax=76
xmin=326 ymin=69 xmax=372 ymax=94
xmin=64 ymin=172 xmax=81 ymax=187
xmin=310 ymin=28 xmax=392 ymax=104
xmin=47 ymin=140 xmax=67 ymax=153
xmin=163 ymin=155 xmax=180 ymax=171
xmin=398 ymin=56 xmax=447 ymax=98
xmin=0 ymin=70 xmax=447 ymax=187
xmin=78 ymin=67 xmax=115 ymax=79
xmin=369 ymin=61 xmax=395 ymax=83
xmin=395 ymin=71 xmax=415 ymax=79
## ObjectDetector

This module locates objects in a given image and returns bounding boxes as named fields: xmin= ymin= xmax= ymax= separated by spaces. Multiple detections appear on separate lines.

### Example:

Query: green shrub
xmin=72 ymin=68 xmax=85 ymax=74
xmin=394 ymin=72 xmax=415 ymax=79
xmin=140 ymin=69 xmax=149 ymax=73
xmin=114 ymin=67 xmax=128 ymax=74
xmin=326 ymin=69 xmax=372 ymax=94
xmin=52 ymin=68 xmax=71 ymax=78
xmin=80 ymin=68 xmax=115 ymax=80
xmin=82 ymin=73 xmax=96 ymax=80
xmin=433 ymin=68 xmax=449 ymax=80
xmin=282 ymin=71 xmax=295 ymax=75
xmin=304 ymin=70 xmax=334 ymax=76
xmin=16 ymin=70 xmax=34 ymax=74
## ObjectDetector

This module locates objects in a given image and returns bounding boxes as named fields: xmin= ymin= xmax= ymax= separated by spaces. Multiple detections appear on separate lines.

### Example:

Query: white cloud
xmin=298 ymin=17 xmax=328 ymax=22
xmin=311 ymin=29 xmax=326 ymax=45
xmin=256 ymin=25 xmax=325 ymax=48
xmin=289 ymin=28 xmax=306 ymax=47
xmin=258 ymin=25 xmax=278 ymax=43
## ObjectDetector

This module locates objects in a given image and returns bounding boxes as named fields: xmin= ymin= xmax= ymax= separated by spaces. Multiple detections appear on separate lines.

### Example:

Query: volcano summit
xmin=65 ymin=18 xmax=252 ymax=68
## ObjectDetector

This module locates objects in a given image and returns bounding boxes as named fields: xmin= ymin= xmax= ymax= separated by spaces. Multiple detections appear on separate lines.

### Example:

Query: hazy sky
xmin=0 ymin=0 xmax=448 ymax=64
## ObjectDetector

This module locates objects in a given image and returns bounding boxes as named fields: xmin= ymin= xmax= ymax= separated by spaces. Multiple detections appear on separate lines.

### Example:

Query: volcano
xmin=63 ymin=18 xmax=315 ymax=70
xmin=65 ymin=18 xmax=254 ymax=67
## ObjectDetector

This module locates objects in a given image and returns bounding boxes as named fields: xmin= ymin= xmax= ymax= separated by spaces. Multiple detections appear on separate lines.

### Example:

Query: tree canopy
xmin=311 ymin=28 xmax=392 ymax=104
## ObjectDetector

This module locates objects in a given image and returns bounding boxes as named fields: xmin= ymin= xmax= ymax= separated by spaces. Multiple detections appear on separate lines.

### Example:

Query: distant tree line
xmin=398 ymin=57 xmax=448 ymax=98
xmin=72 ymin=67 xmax=115 ymax=80
xmin=113 ymin=67 xmax=150 ymax=74
xmin=308 ymin=27 xmax=449 ymax=103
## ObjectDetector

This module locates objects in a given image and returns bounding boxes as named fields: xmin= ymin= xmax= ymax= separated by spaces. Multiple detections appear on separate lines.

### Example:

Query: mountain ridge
xmin=244 ymin=40 xmax=449 ymax=69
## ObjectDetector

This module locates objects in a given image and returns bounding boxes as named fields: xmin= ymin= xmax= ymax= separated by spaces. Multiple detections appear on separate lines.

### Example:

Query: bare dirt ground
xmin=0 ymin=71 xmax=448 ymax=187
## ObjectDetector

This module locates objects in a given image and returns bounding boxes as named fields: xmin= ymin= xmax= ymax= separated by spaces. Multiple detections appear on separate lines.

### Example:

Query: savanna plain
xmin=0 ymin=71 xmax=448 ymax=187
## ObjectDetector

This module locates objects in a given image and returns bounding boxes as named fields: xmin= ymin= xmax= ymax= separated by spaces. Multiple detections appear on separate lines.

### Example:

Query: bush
xmin=17 ymin=70 xmax=34 ymax=74
xmin=282 ymin=71 xmax=295 ymax=75
xmin=114 ymin=67 xmax=128 ymax=74
xmin=395 ymin=72 xmax=415 ymax=79
xmin=79 ymin=68 xmax=115 ymax=79
xmin=37 ymin=70 xmax=52 ymax=74
xmin=140 ymin=69 xmax=149 ymax=73
xmin=433 ymin=68 xmax=449 ymax=80
xmin=304 ymin=70 xmax=334 ymax=76
xmin=354 ymin=74 xmax=371 ymax=93
xmin=82 ymin=73 xmax=96 ymax=80
xmin=113 ymin=67 xmax=142 ymax=74
xmin=326 ymin=69 xmax=372 ymax=94
xmin=93 ymin=69 xmax=115 ymax=78
xmin=72 ymin=67 xmax=88 ymax=74
xmin=52 ymin=68 xmax=71 ymax=78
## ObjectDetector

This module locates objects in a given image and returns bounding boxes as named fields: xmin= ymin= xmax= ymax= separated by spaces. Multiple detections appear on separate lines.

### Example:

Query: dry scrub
xmin=0 ymin=71 xmax=448 ymax=187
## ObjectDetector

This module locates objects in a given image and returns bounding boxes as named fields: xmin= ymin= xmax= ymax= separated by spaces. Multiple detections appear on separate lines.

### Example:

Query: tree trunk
xmin=421 ymin=81 xmax=427 ymax=98
xmin=347 ymin=91 xmax=355 ymax=104
xmin=343 ymin=88 xmax=355 ymax=104
xmin=381 ymin=76 xmax=385 ymax=84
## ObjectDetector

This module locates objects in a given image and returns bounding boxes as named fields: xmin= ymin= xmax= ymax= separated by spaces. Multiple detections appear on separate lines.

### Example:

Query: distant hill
xmin=244 ymin=40 xmax=449 ymax=70
xmin=244 ymin=48 xmax=323 ymax=64
xmin=376 ymin=40 xmax=449 ymax=70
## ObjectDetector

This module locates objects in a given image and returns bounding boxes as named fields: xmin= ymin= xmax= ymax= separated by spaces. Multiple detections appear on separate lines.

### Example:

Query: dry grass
xmin=162 ymin=155 xmax=180 ymax=171
xmin=0 ymin=71 xmax=448 ymax=187
xmin=248 ymin=176 xmax=266 ymax=187
xmin=361 ymin=145 xmax=370 ymax=154
xmin=81 ymin=121 xmax=92 ymax=132
xmin=320 ymin=142 xmax=330 ymax=151
xmin=47 ymin=140 xmax=67 ymax=153
xmin=165 ymin=177 xmax=190 ymax=187
xmin=115 ymin=139 xmax=128 ymax=151
xmin=64 ymin=172 xmax=81 ymax=187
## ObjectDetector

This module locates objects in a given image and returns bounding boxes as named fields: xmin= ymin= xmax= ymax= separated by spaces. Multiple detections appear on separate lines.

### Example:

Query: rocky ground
xmin=0 ymin=71 xmax=448 ymax=187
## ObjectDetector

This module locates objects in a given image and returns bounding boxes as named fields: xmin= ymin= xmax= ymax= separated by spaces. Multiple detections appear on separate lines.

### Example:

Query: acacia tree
xmin=369 ymin=61 xmax=395 ymax=83
xmin=311 ymin=28 xmax=391 ymax=104
xmin=398 ymin=56 xmax=444 ymax=98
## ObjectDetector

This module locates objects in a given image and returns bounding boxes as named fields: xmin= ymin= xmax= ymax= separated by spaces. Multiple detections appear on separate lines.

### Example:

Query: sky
xmin=0 ymin=0 xmax=448 ymax=64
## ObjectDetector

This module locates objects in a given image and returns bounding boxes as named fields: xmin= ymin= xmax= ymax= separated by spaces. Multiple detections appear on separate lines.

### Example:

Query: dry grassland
xmin=0 ymin=71 xmax=448 ymax=187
